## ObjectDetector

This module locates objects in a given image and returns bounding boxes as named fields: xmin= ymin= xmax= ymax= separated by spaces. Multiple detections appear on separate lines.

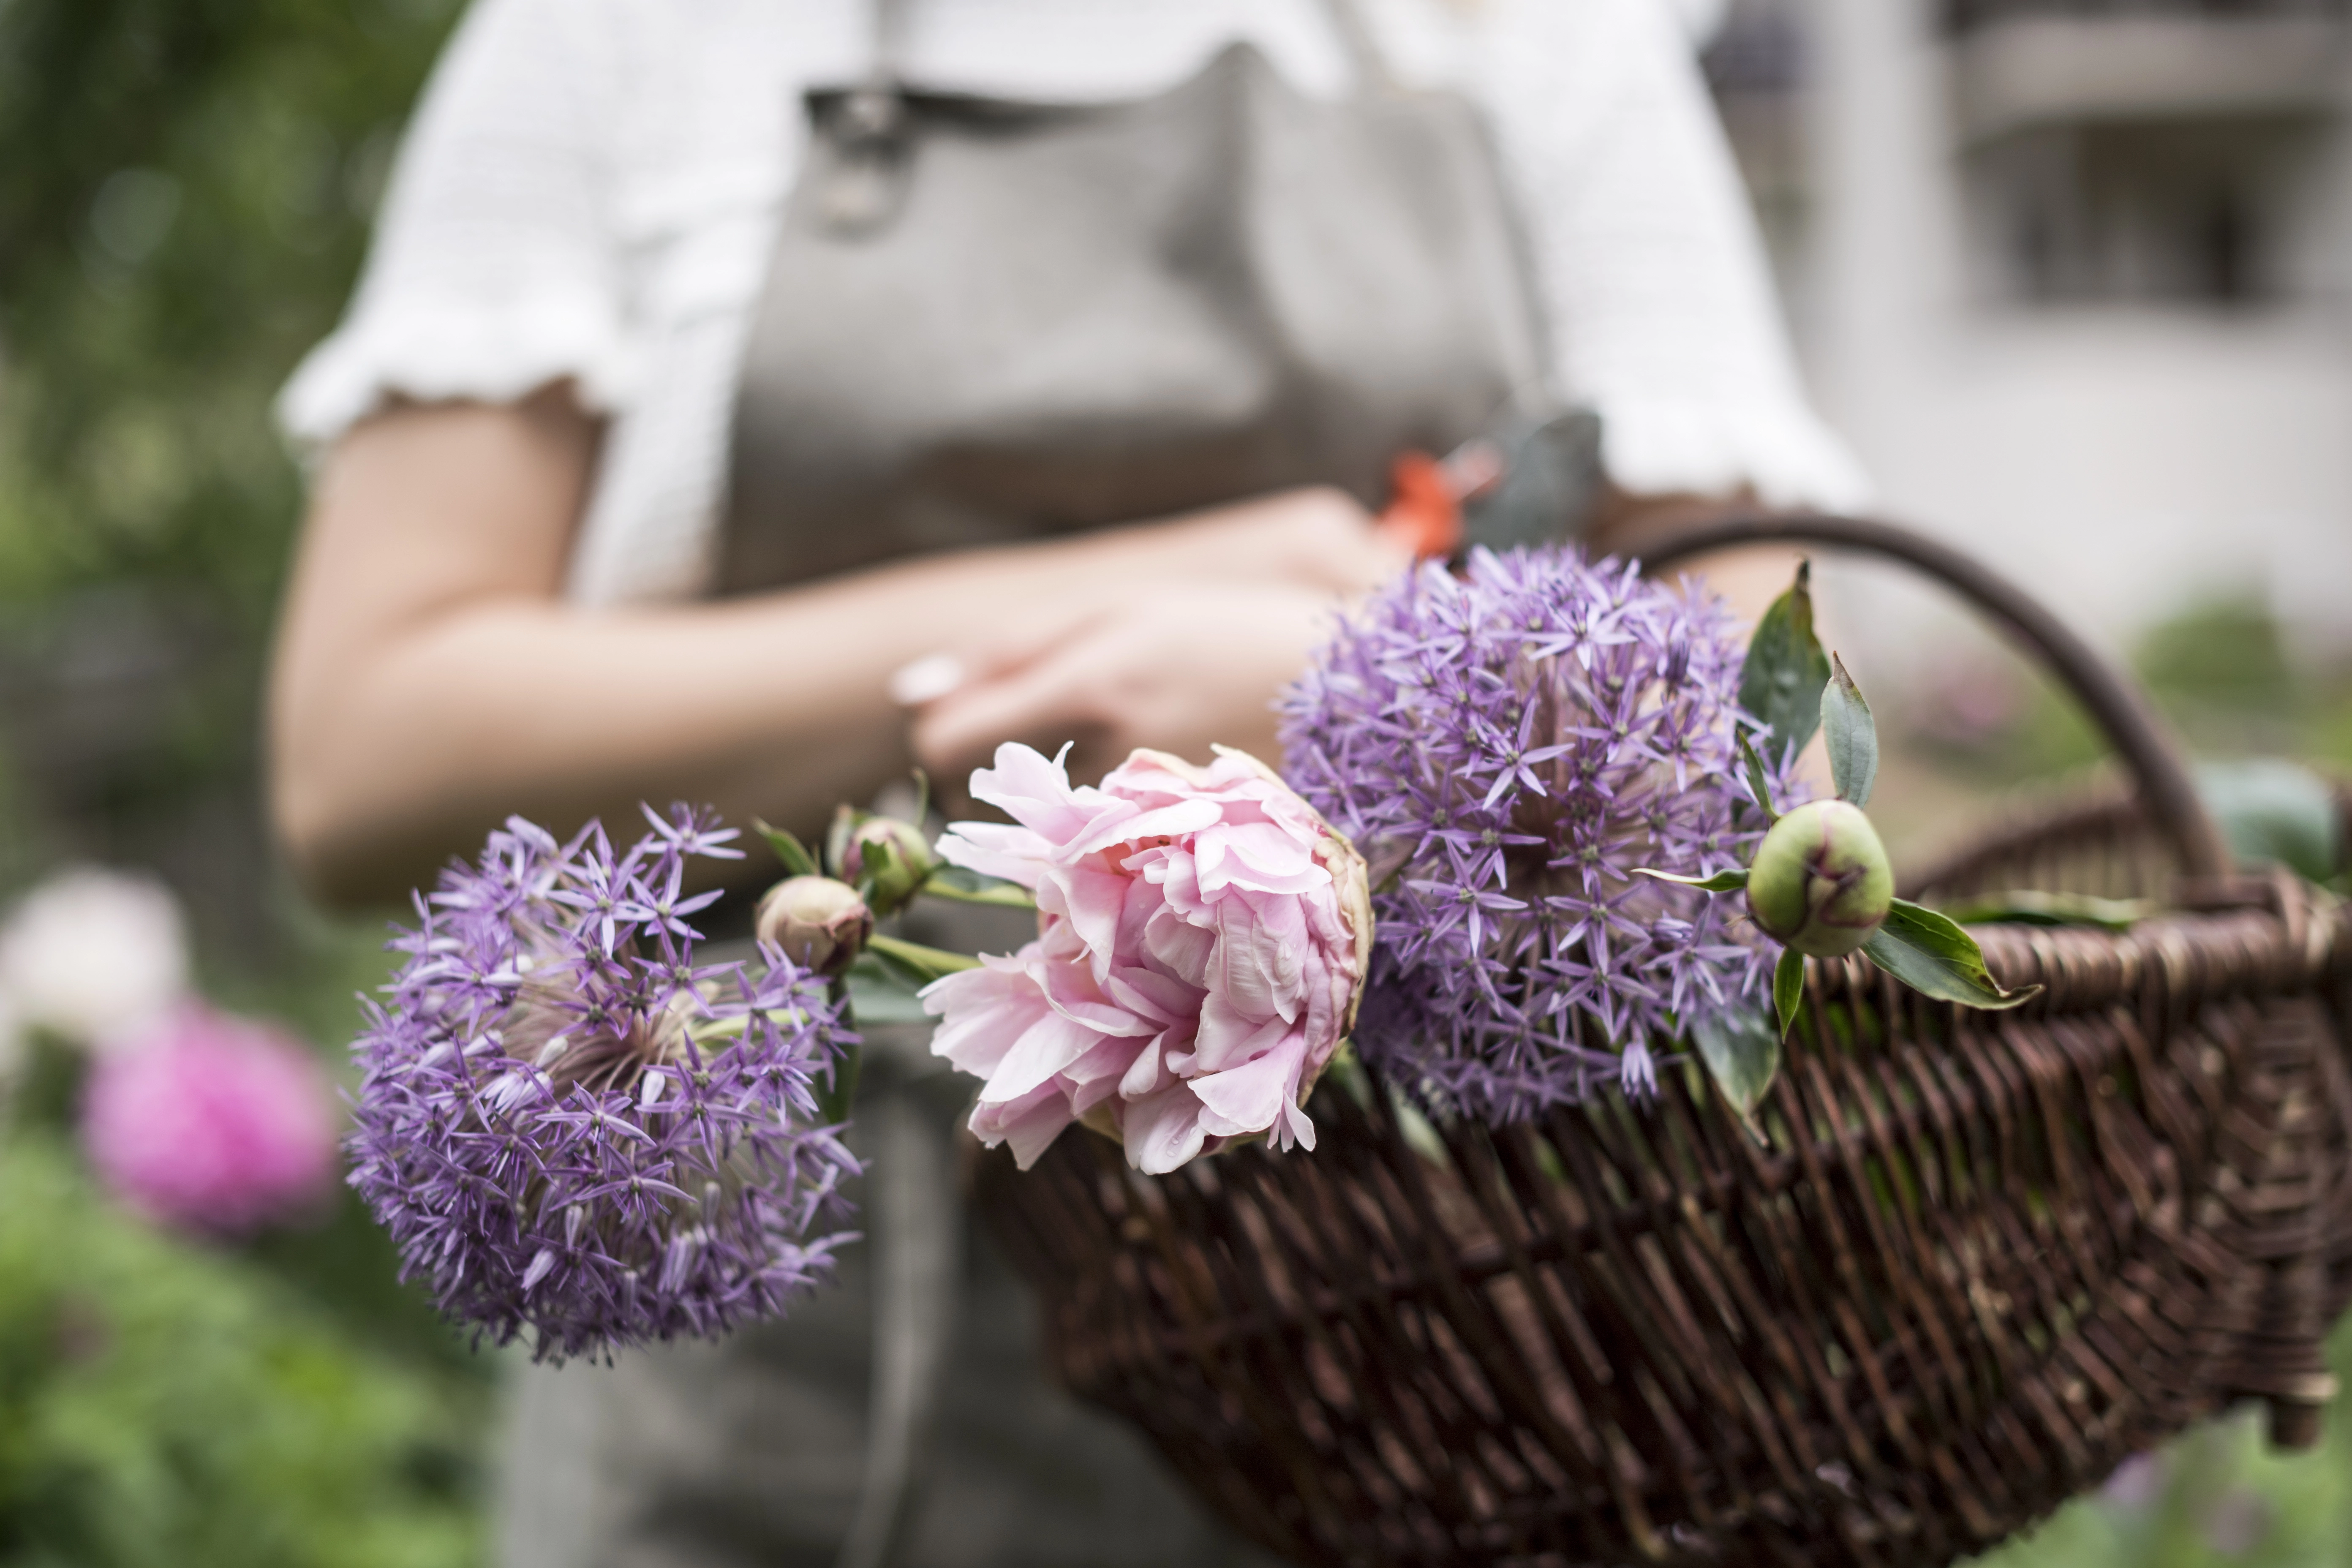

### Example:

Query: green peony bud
xmin=754 ymin=876 xmax=874 ymax=978
xmin=1745 ymin=800 xmax=1894 ymax=959
xmin=844 ymin=816 xmax=939 ymax=916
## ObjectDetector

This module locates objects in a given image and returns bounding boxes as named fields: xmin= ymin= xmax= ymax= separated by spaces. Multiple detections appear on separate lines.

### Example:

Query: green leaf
xmin=844 ymin=952 xmax=937 ymax=1025
xmin=1738 ymin=559 xmax=1833 ymax=769
xmin=1633 ymin=866 xmax=1750 ymax=893
xmin=2197 ymin=759 xmax=2341 ymax=885
xmin=865 ymin=933 xmax=981 ymax=983
xmin=1389 ymin=1089 xmax=1451 ymax=1167
xmin=752 ymin=819 xmax=819 ymax=879
xmin=855 ymin=833 xmax=902 ymax=903
xmin=1820 ymin=651 xmax=1877 ymax=808
xmin=1689 ymin=1006 xmax=1781 ymax=1134
xmin=1862 ymin=899 xmax=2043 ymax=1010
xmin=1938 ymin=890 xmax=2152 ymax=931
xmin=1772 ymin=946 xmax=1806 ymax=1041
xmin=1737 ymin=732 xmax=1782 ymax=824
xmin=921 ymin=865 xmax=1039 ymax=909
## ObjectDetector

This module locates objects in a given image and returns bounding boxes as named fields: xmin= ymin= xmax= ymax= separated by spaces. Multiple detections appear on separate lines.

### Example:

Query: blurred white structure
xmin=1707 ymin=0 xmax=2352 ymax=670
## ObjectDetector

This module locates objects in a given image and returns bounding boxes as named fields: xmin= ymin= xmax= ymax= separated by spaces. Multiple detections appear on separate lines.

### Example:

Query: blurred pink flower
xmin=81 ymin=1004 xmax=339 ymax=1234
xmin=2098 ymin=1451 xmax=2164 ymax=1513
xmin=2204 ymin=1487 xmax=2271 ymax=1556
xmin=924 ymin=743 xmax=1371 ymax=1175
xmin=1915 ymin=657 xmax=2025 ymax=749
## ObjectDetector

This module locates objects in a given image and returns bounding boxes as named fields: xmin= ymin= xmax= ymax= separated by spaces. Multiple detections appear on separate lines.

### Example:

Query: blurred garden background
xmin=0 ymin=2 xmax=487 ymax=1564
xmin=0 ymin=0 xmax=2349 ymax=1564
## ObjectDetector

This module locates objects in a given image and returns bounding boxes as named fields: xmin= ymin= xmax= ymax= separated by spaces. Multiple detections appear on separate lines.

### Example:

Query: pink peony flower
xmin=82 ymin=1004 xmax=340 ymax=1235
xmin=923 ymin=744 xmax=1372 ymax=1175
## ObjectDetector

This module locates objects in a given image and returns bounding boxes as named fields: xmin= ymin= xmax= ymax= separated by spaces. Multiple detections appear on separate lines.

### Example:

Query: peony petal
xmin=1105 ymin=964 xmax=1197 ymax=1027
xmin=1231 ymin=894 xmax=1307 ymax=1022
xmin=1192 ymin=822 xmax=1324 ymax=897
xmin=1203 ymin=898 xmax=1288 ymax=1027
xmin=964 ymin=743 xmax=1100 ymax=842
xmin=1111 ymin=871 xmax=1168 ymax=968
xmin=1190 ymin=998 xmax=1290 ymax=1076
xmin=971 ymin=1082 xmax=1077 ymax=1170
xmin=1060 ymin=1032 xmax=1147 ymax=1089
xmin=1118 ymin=1038 xmax=1167 ymax=1100
xmin=1142 ymin=904 xmax=1214 ymax=986
xmin=1039 ymin=954 xmax=1158 ymax=1038
xmin=1191 ymin=1033 xmax=1307 ymax=1138
xmin=1040 ymin=866 xmax=1131 ymax=983
xmin=1277 ymin=1095 xmax=1318 ymax=1154
xmin=923 ymin=955 xmax=1051 ymax=1079
xmin=1120 ymin=1084 xmax=1210 ymax=1174
xmin=1072 ymin=798 xmax=1221 ymax=857
xmin=932 ymin=820 xmax=1054 ymax=888
xmin=980 ymin=1009 xmax=1108 ymax=1105
xmin=1146 ymin=850 xmax=1210 ymax=923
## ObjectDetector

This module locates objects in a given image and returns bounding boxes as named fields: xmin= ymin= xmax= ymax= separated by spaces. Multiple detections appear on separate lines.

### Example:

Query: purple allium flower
xmin=346 ymin=804 xmax=860 ymax=1362
xmin=1279 ymin=547 xmax=1795 ymax=1121
xmin=82 ymin=1003 xmax=338 ymax=1235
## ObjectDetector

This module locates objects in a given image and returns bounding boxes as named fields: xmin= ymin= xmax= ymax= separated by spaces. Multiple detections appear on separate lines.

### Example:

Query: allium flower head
xmin=924 ymin=745 xmax=1371 ymax=1175
xmin=82 ymin=1003 xmax=338 ymax=1234
xmin=346 ymin=805 xmax=859 ymax=1362
xmin=1279 ymin=547 xmax=1792 ymax=1121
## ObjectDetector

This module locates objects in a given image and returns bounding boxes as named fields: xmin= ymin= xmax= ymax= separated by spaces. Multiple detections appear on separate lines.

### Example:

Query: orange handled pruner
xmin=1375 ymin=440 xmax=1506 ymax=561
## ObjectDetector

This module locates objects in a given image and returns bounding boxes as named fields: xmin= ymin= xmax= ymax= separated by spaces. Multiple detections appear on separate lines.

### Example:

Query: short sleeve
xmin=1470 ymin=0 xmax=1870 ymax=510
xmin=276 ymin=0 xmax=636 ymax=448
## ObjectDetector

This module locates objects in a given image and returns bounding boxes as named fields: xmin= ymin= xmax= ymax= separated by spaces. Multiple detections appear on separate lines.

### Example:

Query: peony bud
xmin=755 ymin=877 xmax=873 ymax=978
xmin=1745 ymin=800 xmax=1894 ymax=958
xmin=843 ymin=816 xmax=938 ymax=915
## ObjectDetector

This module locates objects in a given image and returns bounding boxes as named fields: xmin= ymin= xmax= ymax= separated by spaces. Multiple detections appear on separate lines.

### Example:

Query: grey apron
xmin=500 ymin=6 xmax=1545 ymax=1566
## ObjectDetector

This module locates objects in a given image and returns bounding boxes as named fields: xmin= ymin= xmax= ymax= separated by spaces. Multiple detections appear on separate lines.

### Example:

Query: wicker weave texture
xmin=975 ymin=802 xmax=2352 ymax=1568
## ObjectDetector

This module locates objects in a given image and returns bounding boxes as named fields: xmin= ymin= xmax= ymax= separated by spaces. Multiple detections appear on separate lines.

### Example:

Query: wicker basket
xmin=970 ymin=516 xmax=2352 ymax=1568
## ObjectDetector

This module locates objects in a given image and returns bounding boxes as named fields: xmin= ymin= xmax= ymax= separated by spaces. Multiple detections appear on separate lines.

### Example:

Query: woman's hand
xmin=1083 ymin=484 xmax=1405 ymax=597
xmin=907 ymin=581 xmax=1347 ymax=790
xmin=901 ymin=487 xmax=1406 ymax=790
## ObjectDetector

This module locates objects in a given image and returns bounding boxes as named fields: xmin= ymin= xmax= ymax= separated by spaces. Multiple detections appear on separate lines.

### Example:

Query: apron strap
xmin=824 ymin=0 xmax=916 ymax=232
xmin=867 ymin=0 xmax=914 ymax=91
xmin=833 ymin=1059 xmax=962 ymax=1568
xmin=1316 ymin=0 xmax=1401 ymax=97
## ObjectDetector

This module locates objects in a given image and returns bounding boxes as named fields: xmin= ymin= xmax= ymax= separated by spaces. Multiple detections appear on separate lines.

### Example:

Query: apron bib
xmin=505 ymin=8 xmax=1548 ymax=1567
xmin=718 ymin=11 xmax=1545 ymax=592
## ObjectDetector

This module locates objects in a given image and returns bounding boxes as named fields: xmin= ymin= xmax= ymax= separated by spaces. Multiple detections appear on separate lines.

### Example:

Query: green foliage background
xmin=0 ymin=0 xmax=2347 ymax=1562
xmin=0 ymin=1135 xmax=478 ymax=1568
xmin=0 ymin=0 xmax=461 ymax=936
xmin=0 ymin=3 xmax=490 ymax=1564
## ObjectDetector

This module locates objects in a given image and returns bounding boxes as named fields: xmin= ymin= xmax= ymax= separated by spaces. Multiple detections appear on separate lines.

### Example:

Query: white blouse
xmin=279 ymin=0 xmax=1870 ymax=606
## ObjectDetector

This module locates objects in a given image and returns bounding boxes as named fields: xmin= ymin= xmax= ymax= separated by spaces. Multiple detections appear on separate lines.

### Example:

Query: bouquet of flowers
xmin=345 ymin=545 xmax=2033 ymax=1361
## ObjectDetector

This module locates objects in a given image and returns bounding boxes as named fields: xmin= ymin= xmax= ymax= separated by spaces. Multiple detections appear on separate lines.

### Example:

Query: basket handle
xmin=1631 ymin=511 xmax=2233 ymax=881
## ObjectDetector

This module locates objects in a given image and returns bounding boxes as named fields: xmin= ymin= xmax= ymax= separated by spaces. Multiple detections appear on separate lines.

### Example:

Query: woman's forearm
xmin=276 ymin=548 xmax=1127 ymax=903
xmin=268 ymin=395 xmax=1400 ymax=906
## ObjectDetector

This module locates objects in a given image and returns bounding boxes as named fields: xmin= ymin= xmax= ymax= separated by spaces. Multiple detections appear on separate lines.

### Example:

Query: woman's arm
xmin=268 ymin=386 xmax=1401 ymax=907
